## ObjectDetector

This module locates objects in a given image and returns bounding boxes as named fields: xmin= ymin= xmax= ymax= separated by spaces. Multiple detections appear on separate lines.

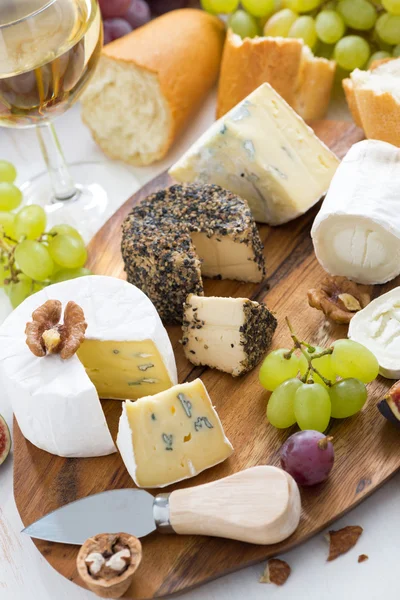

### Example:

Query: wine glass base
xmin=20 ymin=161 xmax=140 ymax=243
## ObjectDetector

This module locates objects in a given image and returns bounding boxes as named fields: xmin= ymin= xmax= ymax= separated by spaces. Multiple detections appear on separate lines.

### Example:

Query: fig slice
xmin=377 ymin=381 xmax=400 ymax=428
xmin=0 ymin=414 xmax=11 ymax=465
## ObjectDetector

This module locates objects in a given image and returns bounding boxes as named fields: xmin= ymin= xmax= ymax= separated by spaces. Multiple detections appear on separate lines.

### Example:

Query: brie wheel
xmin=0 ymin=276 xmax=177 ymax=458
xmin=312 ymin=140 xmax=400 ymax=285
xmin=349 ymin=287 xmax=400 ymax=379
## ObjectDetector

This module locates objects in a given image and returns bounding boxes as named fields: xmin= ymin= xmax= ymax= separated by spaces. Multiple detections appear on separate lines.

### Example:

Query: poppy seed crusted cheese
xmin=182 ymin=295 xmax=277 ymax=376
xmin=121 ymin=184 xmax=266 ymax=323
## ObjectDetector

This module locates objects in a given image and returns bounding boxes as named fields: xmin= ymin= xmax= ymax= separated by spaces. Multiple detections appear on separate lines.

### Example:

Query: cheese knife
xmin=22 ymin=466 xmax=301 ymax=546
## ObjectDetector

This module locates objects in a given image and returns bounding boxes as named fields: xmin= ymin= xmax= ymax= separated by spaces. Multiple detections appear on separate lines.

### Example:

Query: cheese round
xmin=0 ymin=276 xmax=177 ymax=458
xmin=312 ymin=140 xmax=400 ymax=285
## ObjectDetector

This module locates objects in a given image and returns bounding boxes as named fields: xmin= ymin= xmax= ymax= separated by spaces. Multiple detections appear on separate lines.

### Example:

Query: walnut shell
xmin=308 ymin=276 xmax=370 ymax=324
xmin=77 ymin=533 xmax=142 ymax=599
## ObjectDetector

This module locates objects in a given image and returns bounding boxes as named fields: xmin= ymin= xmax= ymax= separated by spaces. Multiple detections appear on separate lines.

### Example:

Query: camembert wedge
xmin=0 ymin=276 xmax=177 ymax=458
xmin=117 ymin=379 xmax=233 ymax=488
xmin=170 ymin=83 xmax=340 ymax=225
xmin=182 ymin=295 xmax=277 ymax=376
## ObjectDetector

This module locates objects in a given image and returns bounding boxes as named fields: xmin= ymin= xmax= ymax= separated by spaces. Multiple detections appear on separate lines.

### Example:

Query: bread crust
xmin=217 ymin=32 xmax=303 ymax=118
xmin=342 ymin=78 xmax=362 ymax=128
xmin=354 ymin=89 xmax=400 ymax=147
xmin=83 ymin=9 xmax=225 ymax=165
xmin=217 ymin=31 xmax=335 ymax=120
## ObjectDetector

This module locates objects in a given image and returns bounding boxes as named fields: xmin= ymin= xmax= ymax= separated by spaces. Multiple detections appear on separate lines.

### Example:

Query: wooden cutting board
xmin=13 ymin=121 xmax=400 ymax=599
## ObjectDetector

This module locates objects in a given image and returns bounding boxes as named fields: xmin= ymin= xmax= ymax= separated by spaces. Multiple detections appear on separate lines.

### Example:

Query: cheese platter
xmin=11 ymin=119 xmax=400 ymax=599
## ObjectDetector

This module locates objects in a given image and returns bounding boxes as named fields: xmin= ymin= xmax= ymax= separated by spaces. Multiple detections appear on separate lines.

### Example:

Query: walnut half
xmin=77 ymin=533 xmax=142 ymax=599
xmin=25 ymin=299 xmax=87 ymax=359
xmin=308 ymin=276 xmax=370 ymax=324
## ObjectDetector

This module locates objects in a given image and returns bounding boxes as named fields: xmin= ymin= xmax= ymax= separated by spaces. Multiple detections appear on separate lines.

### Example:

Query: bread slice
xmin=343 ymin=58 xmax=400 ymax=146
xmin=81 ymin=9 xmax=225 ymax=166
xmin=217 ymin=30 xmax=335 ymax=120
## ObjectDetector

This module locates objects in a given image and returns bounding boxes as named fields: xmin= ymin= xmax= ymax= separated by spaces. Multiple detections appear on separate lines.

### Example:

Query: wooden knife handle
xmin=166 ymin=466 xmax=301 ymax=545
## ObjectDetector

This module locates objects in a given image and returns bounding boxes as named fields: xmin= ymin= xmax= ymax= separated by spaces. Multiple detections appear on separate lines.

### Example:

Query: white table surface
xmin=0 ymin=90 xmax=399 ymax=600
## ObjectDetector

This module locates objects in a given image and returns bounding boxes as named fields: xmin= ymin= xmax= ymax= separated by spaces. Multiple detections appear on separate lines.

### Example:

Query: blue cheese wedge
xmin=169 ymin=83 xmax=339 ymax=225
xmin=182 ymin=294 xmax=277 ymax=376
xmin=117 ymin=379 xmax=233 ymax=488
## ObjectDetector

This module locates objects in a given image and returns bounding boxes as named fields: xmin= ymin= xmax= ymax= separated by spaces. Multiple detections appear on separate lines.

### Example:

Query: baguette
xmin=81 ymin=9 xmax=225 ymax=166
xmin=217 ymin=31 xmax=335 ymax=120
xmin=343 ymin=58 xmax=400 ymax=147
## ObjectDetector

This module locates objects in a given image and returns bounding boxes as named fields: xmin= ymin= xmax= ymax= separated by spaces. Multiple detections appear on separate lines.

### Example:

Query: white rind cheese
xmin=312 ymin=140 xmax=400 ymax=285
xmin=0 ymin=276 xmax=177 ymax=457
xmin=169 ymin=83 xmax=339 ymax=225
xmin=117 ymin=379 xmax=233 ymax=488
xmin=182 ymin=295 xmax=277 ymax=376
xmin=349 ymin=287 xmax=400 ymax=379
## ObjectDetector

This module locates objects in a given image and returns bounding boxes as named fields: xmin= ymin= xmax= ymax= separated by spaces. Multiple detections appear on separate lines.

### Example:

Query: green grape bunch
xmin=202 ymin=0 xmax=400 ymax=71
xmin=0 ymin=160 xmax=91 ymax=309
xmin=259 ymin=318 xmax=379 ymax=433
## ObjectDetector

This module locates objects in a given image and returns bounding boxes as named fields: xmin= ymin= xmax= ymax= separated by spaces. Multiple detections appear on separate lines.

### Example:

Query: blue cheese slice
xmin=117 ymin=379 xmax=233 ymax=488
xmin=169 ymin=83 xmax=340 ymax=225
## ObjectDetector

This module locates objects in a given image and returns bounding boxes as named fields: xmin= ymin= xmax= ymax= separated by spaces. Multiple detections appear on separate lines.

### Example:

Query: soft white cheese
xmin=169 ymin=82 xmax=339 ymax=225
xmin=349 ymin=287 xmax=400 ymax=379
xmin=312 ymin=140 xmax=400 ymax=285
xmin=0 ymin=276 xmax=177 ymax=458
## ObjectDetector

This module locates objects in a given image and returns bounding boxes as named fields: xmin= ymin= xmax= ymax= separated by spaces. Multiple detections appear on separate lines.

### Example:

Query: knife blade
xmin=22 ymin=466 xmax=302 ymax=546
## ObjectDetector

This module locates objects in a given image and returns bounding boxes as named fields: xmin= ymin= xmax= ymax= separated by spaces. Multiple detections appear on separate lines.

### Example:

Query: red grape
xmin=99 ymin=0 xmax=131 ymax=18
xmin=147 ymin=0 xmax=189 ymax=15
xmin=280 ymin=430 xmax=334 ymax=486
xmin=124 ymin=0 xmax=151 ymax=28
xmin=103 ymin=18 xmax=133 ymax=44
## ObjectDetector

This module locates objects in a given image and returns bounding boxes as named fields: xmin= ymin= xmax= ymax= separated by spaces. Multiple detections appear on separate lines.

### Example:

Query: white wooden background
xmin=0 ymin=90 xmax=399 ymax=600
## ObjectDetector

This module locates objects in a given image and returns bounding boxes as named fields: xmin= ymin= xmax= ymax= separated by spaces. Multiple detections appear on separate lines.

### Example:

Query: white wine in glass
xmin=0 ymin=0 xmax=138 ymax=240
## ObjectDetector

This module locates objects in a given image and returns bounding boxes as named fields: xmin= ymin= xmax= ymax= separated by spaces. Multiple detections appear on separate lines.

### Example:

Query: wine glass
xmin=0 ymin=0 xmax=138 ymax=241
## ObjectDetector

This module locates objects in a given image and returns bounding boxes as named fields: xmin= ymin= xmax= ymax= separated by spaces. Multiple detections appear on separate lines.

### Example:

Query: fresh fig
xmin=0 ymin=414 xmax=11 ymax=465
xmin=378 ymin=381 xmax=400 ymax=428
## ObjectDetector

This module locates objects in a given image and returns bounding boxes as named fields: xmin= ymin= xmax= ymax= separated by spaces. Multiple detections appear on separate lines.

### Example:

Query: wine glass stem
xmin=36 ymin=121 xmax=78 ymax=202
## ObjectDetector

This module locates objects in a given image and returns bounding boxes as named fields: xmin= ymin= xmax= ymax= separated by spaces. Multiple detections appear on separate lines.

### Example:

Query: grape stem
xmin=284 ymin=317 xmax=334 ymax=387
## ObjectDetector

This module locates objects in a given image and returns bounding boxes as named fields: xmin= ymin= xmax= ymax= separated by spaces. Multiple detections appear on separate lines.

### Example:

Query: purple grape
xmin=280 ymin=430 xmax=334 ymax=486
xmin=147 ymin=0 xmax=189 ymax=15
xmin=103 ymin=18 xmax=133 ymax=43
xmin=99 ymin=0 xmax=132 ymax=18
xmin=123 ymin=0 xmax=151 ymax=28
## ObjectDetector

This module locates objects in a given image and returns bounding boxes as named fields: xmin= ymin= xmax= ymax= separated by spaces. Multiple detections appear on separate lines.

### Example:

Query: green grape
xmin=15 ymin=240 xmax=54 ymax=281
xmin=324 ymin=0 xmax=338 ymax=8
xmin=264 ymin=8 xmax=298 ymax=36
xmin=300 ymin=346 xmax=336 ymax=388
xmin=228 ymin=10 xmax=259 ymax=37
xmin=394 ymin=44 xmax=400 ymax=56
xmin=48 ymin=224 xmax=84 ymax=243
xmin=289 ymin=16 xmax=317 ymax=49
xmin=48 ymin=234 xmax=87 ymax=269
xmin=331 ymin=339 xmax=379 ymax=384
xmin=208 ymin=0 xmax=239 ymax=13
xmin=200 ymin=0 xmax=217 ymax=13
xmin=315 ymin=10 xmax=345 ymax=44
xmin=283 ymin=0 xmax=302 ymax=10
xmin=294 ymin=383 xmax=331 ymax=432
xmin=382 ymin=0 xmax=400 ymax=15
xmin=14 ymin=205 xmax=46 ymax=240
xmin=267 ymin=378 xmax=302 ymax=428
xmin=0 ymin=183 xmax=22 ymax=211
xmin=51 ymin=267 xmax=92 ymax=283
xmin=376 ymin=13 xmax=400 ymax=45
xmin=334 ymin=36 xmax=370 ymax=70
xmin=242 ymin=0 xmax=274 ymax=17
xmin=0 ymin=161 xmax=17 ymax=184
xmin=337 ymin=0 xmax=377 ymax=30
xmin=7 ymin=274 xmax=33 ymax=308
xmin=259 ymin=348 xmax=303 ymax=391
xmin=367 ymin=50 xmax=391 ymax=67
xmin=297 ymin=0 xmax=322 ymax=11
xmin=0 ymin=212 xmax=16 ymax=238
xmin=329 ymin=378 xmax=367 ymax=418
xmin=259 ymin=0 xmax=282 ymax=25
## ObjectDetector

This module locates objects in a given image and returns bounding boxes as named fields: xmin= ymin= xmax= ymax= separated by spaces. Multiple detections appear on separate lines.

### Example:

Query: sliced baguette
xmin=343 ymin=58 xmax=400 ymax=146
xmin=81 ymin=9 xmax=225 ymax=166
xmin=217 ymin=31 xmax=335 ymax=120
